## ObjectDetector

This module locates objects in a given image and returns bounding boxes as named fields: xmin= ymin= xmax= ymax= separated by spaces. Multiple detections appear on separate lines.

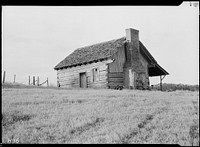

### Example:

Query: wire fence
xmin=2 ymin=70 xmax=49 ymax=87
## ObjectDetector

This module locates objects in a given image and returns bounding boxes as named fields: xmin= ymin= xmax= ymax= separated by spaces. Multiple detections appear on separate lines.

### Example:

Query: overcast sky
xmin=2 ymin=3 xmax=199 ymax=86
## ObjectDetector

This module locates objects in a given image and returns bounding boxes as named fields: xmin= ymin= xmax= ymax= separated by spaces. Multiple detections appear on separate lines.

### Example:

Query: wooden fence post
xmin=29 ymin=76 xmax=30 ymax=85
xmin=47 ymin=78 xmax=49 ymax=87
xmin=33 ymin=76 xmax=35 ymax=85
xmin=37 ymin=76 xmax=39 ymax=86
xmin=14 ymin=75 xmax=16 ymax=83
xmin=3 ymin=71 xmax=6 ymax=83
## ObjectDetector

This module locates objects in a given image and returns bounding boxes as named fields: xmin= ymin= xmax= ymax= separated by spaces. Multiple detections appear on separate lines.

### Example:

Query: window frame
xmin=92 ymin=67 xmax=100 ymax=82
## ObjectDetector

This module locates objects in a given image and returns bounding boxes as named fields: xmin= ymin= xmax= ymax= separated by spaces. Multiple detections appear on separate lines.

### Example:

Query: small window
xmin=92 ymin=68 xmax=99 ymax=82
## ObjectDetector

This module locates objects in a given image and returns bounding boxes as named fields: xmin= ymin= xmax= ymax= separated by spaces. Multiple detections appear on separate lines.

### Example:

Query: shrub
xmin=151 ymin=83 xmax=199 ymax=91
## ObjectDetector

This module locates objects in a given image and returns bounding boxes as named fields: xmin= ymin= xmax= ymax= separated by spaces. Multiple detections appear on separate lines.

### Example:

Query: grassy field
xmin=2 ymin=86 xmax=199 ymax=145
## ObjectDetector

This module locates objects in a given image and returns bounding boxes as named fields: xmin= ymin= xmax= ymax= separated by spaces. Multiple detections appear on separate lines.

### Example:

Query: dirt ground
xmin=2 ymin=88 xmax=199 ymax=145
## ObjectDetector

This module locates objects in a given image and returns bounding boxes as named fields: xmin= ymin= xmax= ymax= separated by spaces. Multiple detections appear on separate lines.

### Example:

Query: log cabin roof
xmin=54 ymin=37 xmax=126 ymax=70
xmin=54 ymin=37 xmax=169 ymax=76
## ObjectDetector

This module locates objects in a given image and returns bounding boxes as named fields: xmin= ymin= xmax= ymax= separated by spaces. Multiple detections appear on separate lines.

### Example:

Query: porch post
xmin=160 ymin=75 xmax=162 ymax=91
xmin=160 ymin=75 xmax=166 ymax=91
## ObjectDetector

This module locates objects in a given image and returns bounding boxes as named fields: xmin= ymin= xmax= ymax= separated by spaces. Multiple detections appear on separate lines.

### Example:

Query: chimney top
xmin=126 ymin=28 xmax=139 ymax=32
xmin=125 ymin=28 xmax=139 ymax=42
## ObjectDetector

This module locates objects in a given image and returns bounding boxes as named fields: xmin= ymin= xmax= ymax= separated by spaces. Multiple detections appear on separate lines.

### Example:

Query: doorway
xmin=79 ymin=72 xmax=87 ymax=88
xmin=129 ymin=69 xmax=136 ymax=89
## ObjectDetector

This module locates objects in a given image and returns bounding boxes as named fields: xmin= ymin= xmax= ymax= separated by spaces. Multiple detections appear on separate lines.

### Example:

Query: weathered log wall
xmin=108 ymin=46 xmax=126 ymax=72
xmin=107 ymin=47 xmax=126 ymax=89
xmin=107 ymin=72 xmax=124 ymax=89
xmin=57 ymin=60 xmax=112 ymax=88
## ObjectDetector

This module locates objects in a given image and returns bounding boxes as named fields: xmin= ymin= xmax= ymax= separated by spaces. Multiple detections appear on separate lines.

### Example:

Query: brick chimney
xmin=125 ymin=28 xmax=140 ymax=67
xmin=124 ymin=28 xmax=148 ymax=89
xmin=125 ymin=28 xmax=139 ymax=44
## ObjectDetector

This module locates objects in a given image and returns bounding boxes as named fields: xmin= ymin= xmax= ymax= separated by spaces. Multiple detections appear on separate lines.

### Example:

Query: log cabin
xmin=54 ymin=28 xmax=169 ymax=89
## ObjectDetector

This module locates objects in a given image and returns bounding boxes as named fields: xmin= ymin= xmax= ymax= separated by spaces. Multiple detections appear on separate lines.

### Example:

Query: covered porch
xmin=148 ymin=63 xmax=169 ymax=91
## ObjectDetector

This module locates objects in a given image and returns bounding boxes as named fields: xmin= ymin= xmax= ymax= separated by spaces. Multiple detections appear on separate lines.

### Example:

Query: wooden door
xmin=80 ymin=72 xmax=87 ymax=88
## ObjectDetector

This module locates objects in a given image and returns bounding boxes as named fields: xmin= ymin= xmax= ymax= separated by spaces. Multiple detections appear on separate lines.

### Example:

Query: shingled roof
xmin=54 ymin=37 xmax=168 ymax=77
xmin=54 ymin=37 xmax=126 ymax=70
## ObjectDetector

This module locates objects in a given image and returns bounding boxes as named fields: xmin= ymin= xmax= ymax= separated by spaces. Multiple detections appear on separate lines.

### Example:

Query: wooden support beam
xmin=160 ymin=76 xmax=162 ymax=91
xmin=3 ymin=71 xmax=6 ymax=83
xmin=29 ymin=76 xmax=30 ymax=85
xmin=37 ymin=76 xmax=39 ymax=86
xmin=33 ymin=76 xmax=35 ymax=85
xmin=161 ymin=75 xmax=166 ymax=80
xmin=47 ymin=78 xmax=49 ymax=87
xmin=160 ymin=75 xmax=166 ymax=91
xmin=14 ymin=75 xmax=16 ymax=83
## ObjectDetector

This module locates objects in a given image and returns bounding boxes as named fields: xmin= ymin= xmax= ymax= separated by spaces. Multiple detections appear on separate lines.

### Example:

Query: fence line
xmin=39 ymin=78 xmax=48 ymax=86
xmin=29 ymin=75 xmax=49 ymax=87
xmin=2 ymin=71 xmax=50 ymax=87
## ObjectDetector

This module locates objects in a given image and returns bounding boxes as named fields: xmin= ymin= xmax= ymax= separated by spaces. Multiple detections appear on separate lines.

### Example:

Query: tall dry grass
xmin=2 ymin=88 xmax=199 ymax=145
